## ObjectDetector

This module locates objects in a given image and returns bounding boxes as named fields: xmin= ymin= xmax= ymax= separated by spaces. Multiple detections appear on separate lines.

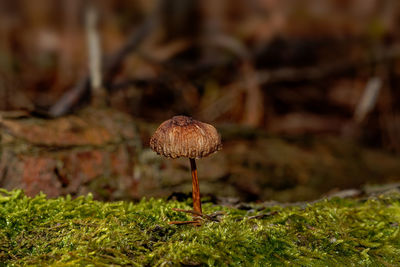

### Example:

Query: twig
xmin=49 ymin=1 xmax=159 ymax=117
xmin=353 ymin=77 xmax=382 ymax=123
xmin=103 ymin=7 xmax=158 ymax=81
xmin=255 ymin=45 xmax=400 ymax=85
xmin=199 ymin=45 xmax=400 ymax=122
xmin=247 ymin=211 xmax=279 ymax=220
xmin=241 ymin=61 xmax=264 ymax=127
xmin=172 ymin=208 xmax=224 ymax=222
xmin=86 ymin=5 xmax=106 ymax=106
xmin=168 ymin=220 xmax=201 ymax=225
xmin=172 ymin=208 xmax=202 ymax=216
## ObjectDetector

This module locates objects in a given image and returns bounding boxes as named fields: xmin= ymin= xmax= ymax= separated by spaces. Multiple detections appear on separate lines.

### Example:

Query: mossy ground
xmin=1 ymin=189 xmax=400 ymax=266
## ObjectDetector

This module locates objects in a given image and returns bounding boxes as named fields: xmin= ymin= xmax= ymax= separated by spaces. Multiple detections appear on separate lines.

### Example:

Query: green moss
xmin=1 ymin=189 xmax=400 ymax=266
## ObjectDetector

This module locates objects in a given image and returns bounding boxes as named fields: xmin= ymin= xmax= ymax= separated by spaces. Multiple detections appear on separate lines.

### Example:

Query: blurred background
xmin=1 ymin=0 xmax=400 ymax=203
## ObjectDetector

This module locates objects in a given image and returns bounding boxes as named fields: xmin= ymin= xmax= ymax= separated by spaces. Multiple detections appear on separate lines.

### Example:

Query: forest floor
xmin=1 ymin=188 xmax=400 ymax=266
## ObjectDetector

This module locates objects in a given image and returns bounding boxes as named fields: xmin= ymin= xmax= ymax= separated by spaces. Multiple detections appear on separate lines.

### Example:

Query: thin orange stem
xmin=190 ymin=158 xmax=202 ymax=215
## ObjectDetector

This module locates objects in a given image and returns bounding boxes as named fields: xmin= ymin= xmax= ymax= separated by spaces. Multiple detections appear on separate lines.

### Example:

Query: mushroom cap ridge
xmin=150 ymin=115 xmax=222 ymax=159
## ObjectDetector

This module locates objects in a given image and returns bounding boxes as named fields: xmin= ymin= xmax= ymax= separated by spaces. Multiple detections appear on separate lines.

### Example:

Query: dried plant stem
xmin=168 ymin=220 xmax=201 ymax=226
xmin=172 ymin=208 xmax=202 ymax=216
xmin=86 ymin=5 xmax=106 ymax=107
xmin=353 ymin=76 xmax=382 ymax=123
xmin=190 ymin=158 xmax=202 ymax=215
xmin=172 ymin=208 xmax=224 ymax=222
xmin=50 ymin=1 xmax=158 ymax=117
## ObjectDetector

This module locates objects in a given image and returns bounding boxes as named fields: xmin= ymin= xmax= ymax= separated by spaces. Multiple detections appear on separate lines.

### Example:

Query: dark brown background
xmin=1 ymin=0 xmax=400 ymax=202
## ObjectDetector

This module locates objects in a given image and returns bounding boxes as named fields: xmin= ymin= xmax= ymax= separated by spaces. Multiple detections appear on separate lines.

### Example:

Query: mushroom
xmin=150 ymin=115 xmax=222 ymax=222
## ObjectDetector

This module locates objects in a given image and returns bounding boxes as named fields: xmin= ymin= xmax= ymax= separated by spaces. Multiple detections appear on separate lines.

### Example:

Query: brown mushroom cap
xmin=150 ymin=115 xmax=222 ymax=159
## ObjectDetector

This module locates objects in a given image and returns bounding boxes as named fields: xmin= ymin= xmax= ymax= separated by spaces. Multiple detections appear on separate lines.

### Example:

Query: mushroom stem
xmin=190 ymin=158 xmax=202 ymax=214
